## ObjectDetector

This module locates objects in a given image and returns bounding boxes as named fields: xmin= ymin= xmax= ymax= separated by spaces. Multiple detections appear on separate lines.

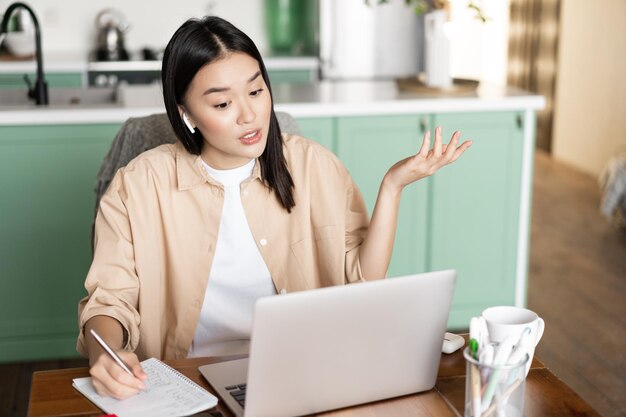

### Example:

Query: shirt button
xmin=260 ymin=238 xmax=268 ymax=246
xmin=280 ymin=288 xmax=287 ymax=295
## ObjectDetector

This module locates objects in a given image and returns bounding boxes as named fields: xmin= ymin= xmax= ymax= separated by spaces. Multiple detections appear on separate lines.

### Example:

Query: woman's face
xmin=180 ymin=52 xmax=272 ymax=169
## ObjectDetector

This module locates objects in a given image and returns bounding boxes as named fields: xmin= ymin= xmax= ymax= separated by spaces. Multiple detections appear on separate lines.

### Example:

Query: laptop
xmin=199 ymin=269 xmax=456 ymax=417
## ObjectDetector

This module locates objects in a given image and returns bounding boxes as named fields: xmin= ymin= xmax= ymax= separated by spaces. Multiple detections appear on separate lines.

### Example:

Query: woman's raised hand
xmin=383 ymin=126 xmax=472 ymax=192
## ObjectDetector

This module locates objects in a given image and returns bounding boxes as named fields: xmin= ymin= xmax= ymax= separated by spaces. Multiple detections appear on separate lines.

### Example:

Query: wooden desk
xmin=28 ymin=348 xmax=601 ymax=417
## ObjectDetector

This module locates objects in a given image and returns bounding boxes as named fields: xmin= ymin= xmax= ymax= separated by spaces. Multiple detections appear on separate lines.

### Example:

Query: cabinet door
xmin=0 ymin=72 xmax=84 ymax=89
xmin=430 ymin=112 xmax=524 ymax=328
xmin=0 ymin=124 xmax=120 ymax=362
xmin=296 ymin=117 xmax=335 ymax=152
xmin=268 ymin=69 xmax=315 ymax=85
xmin=337 ymin=115 xmax=429 ymax=278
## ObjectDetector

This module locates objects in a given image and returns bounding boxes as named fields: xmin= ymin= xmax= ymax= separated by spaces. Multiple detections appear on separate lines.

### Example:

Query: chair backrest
xmin=92 ymin=111 xmax=300 ymax=248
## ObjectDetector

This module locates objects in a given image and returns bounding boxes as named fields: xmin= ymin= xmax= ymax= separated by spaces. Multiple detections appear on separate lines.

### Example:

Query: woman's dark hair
xmin=161 ymin=16 xmax=295 ymax=212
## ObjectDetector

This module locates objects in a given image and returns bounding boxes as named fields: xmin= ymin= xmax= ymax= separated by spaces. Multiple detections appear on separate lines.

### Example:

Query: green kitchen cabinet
xmin=0 ymin=109 xmax=531 ymax=362
xmin=0 ymin=123 xmax=120 ymax=362
xmin=336 ymin=115 xmax=430 ymax=279
xmin=296 ymin=117 xmax=334 ymax=151
xmin=0 ymin=72 xmax=84 ymax=89
xmin=305 ymin=112 xmax=526 ymax=329
xmin=429 ymin=112 xmax=525 ymax=328
xmin=268 ymin=69 xmax=316 ymax=85
xmin=0 ymin=70 xmax=313 ymax=89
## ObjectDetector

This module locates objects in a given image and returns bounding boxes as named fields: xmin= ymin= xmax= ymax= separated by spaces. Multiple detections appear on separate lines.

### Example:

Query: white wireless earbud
xmin=182 ymin=113 xmax=196 ymax=134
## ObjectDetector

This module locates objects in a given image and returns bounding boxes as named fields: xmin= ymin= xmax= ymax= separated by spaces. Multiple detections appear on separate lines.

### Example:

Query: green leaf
xmin=467 ymin=1 xmax=489 ymax=23
xmin=406 ymin=0 xmax=429 ymax=15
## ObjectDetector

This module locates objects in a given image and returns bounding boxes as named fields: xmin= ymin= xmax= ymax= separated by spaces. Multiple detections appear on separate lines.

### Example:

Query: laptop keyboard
xmin=225 ymin=383 xmax=247 ymax=408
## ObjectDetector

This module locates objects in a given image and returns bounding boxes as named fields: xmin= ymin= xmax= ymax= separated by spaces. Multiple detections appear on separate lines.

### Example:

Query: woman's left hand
xmin=383 ymin=126 xmax=472 ymax=193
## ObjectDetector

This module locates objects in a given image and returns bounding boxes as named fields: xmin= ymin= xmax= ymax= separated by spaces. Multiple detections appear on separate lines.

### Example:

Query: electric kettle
xmin=94 ymin=8 xmax=129 ymax=61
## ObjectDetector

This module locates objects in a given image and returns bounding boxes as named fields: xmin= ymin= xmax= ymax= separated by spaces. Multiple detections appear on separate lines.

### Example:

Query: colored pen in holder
xmin=463 ymin=344 xmax=528 ymax=417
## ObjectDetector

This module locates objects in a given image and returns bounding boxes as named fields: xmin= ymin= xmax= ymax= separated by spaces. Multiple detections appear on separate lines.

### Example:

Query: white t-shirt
xmin=187 ymin=159 xmax=276 ymax=357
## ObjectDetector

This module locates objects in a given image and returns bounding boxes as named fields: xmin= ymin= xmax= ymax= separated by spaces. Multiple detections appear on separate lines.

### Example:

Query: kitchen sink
xmin=0 ymin=86 xmax=121 ymax=107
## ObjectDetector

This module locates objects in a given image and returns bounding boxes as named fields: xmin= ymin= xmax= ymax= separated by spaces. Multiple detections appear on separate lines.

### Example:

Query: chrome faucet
xmin=0 ymin=2 xmax=48 ymax=105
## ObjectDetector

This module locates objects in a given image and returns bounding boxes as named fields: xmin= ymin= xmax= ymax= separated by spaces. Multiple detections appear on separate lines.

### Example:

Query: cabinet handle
xmin=419 ymin=117 xmax=429 ymax=134
xmin=516 ymin=114 xmax=523 ymax=130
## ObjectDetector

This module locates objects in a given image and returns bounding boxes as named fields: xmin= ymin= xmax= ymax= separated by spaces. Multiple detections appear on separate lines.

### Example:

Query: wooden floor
xmin=528 ymin=150 xmax=626 ymax=417
xmin=1 ymin=150 xmax=625 ymax=417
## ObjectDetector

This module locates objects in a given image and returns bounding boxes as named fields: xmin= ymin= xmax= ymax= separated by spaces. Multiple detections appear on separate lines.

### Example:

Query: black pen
xmin=90 ymin=328 xmax=134 ymax=376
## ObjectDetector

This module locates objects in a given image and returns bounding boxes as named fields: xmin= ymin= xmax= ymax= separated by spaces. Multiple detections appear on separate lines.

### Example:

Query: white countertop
xmin=272 ymin=81 xmax=545 ymax=116
xmin=0 ymin=52 xmax=319 ymax=73
xmin=0 ymin=52 xmax=87 ymax=72
xmin=0 ymin=80 xmax=545 ymax=126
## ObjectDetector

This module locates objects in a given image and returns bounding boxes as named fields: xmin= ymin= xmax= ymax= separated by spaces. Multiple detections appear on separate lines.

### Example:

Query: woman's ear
xmin=178 ymin=106 xmax=196 ymax=134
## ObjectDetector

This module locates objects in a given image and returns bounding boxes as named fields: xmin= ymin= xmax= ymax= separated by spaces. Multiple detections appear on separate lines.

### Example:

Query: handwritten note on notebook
xmin=72 ymin=357 xmax=218 ymax=417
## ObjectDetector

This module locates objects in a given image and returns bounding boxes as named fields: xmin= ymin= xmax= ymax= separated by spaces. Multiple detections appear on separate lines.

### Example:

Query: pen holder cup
xmin=463 ymin=346 xmax=528 ymax=417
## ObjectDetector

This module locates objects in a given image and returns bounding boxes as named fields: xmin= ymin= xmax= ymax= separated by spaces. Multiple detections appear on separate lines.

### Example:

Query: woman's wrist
xmin=380 ymin=174 xmax=404 ymax=199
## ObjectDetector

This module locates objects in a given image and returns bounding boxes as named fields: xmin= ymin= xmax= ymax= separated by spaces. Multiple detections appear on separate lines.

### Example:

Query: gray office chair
xmin=92 ymin=111 xmax=300 ymax=247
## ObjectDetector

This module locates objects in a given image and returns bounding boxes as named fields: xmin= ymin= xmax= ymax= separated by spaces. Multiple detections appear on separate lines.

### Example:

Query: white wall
xmin=3 ymin=0 xmax=512 ymax=87
xmin=0 ymin=0 xmax=267 ymax=56
xmin=552 ymin=0 xmax=626 ymax=177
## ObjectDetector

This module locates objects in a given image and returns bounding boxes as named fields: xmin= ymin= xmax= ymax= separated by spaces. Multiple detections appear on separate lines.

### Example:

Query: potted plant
xmin=366 ymin=0 xmax=488 ymax=89
xmin=365 ymin=0 xmax=488 ymax=22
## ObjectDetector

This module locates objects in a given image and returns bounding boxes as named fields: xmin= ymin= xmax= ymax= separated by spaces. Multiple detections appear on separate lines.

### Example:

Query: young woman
xmin=77 ymin=16 xmax=471 ymax=399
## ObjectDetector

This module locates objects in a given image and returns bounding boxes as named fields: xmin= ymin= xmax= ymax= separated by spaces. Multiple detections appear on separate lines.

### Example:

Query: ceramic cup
xmin=481 ymin=306 xmax=545 ymax=376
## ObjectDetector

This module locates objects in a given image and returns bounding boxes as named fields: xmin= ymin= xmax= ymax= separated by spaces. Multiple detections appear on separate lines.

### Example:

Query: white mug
xmin=481 ymin=306 xmax=545 ymax=376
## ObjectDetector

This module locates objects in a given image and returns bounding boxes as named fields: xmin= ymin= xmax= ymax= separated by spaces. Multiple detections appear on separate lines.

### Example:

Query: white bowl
xmin=3 ymin=31 xmax=36 ymax=57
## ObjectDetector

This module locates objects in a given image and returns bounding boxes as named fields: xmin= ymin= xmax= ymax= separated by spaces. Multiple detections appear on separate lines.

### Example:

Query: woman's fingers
xmin=132 ymin=363 xmax=148 ymax=381
xmin=450 ymin=139 xmax=473 ymax=162
xmin=433 ymin=126 xmax=443 ymax=157
xmin=91 ymin=365 xmax=142 ymax=399
xmin=422 ymin=127 xmax=455 ymax=162
xmin=418 ymin=130 xmax=431 ymax=157
xmin=403 ymin=127 xmax=471 ymax=184
xmin=443 ymin=131 xmax=460 ymax=161
xmin=113 ymin=366 xmax=146 ymax=390
xmin=119 ymin=351 xmax=148 ymax=381
xmin=91 ymin=378 xmax=115 ymax=398
xmin=89 ymin=351 xmax=145 ymax=399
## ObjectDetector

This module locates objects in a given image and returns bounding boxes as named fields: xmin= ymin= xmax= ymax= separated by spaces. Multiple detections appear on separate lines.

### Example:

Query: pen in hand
xmin=90 ymin=328 xmax=147 ymax=390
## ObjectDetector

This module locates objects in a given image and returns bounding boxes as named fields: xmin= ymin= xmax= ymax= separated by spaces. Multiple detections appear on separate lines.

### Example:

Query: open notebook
xmin=72 ymin=357 xmax=218 ymax=417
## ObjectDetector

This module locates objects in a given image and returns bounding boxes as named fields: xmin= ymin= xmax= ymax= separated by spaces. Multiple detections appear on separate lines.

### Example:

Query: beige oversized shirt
xmin=77 ymin=134 xmax=370 ymax=360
